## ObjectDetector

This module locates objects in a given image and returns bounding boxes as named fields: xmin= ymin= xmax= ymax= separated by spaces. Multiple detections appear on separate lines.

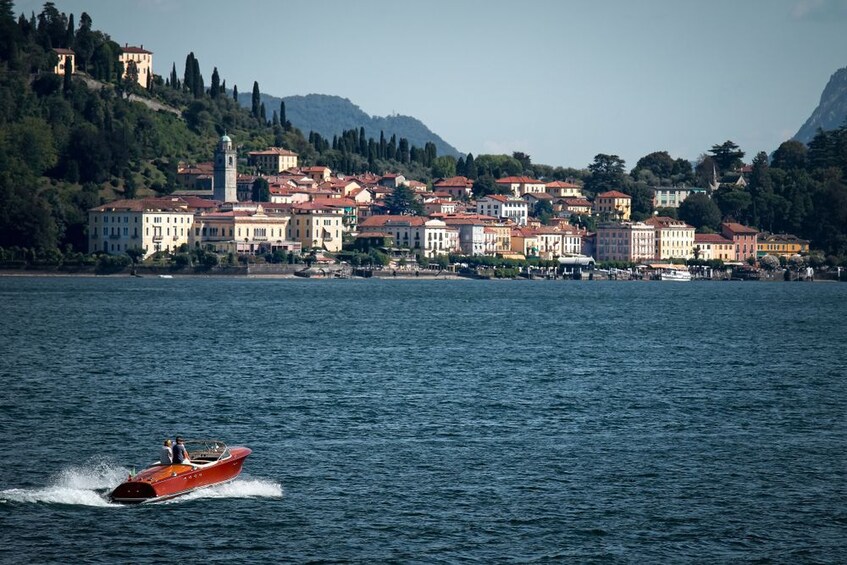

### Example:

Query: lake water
xmin=0 ymin=277 xmax=845 ymax=563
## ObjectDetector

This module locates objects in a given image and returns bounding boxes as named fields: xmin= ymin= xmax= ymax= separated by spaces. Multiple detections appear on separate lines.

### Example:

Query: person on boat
xmin=160 ymin=439 xmax=173 ymax=465
xmin=172 ymin=436 xmax=190 ymax=464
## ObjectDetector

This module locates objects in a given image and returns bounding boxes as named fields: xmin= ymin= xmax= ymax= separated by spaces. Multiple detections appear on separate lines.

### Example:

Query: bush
xmin=95 ymin=254 xmax=131 ymax=274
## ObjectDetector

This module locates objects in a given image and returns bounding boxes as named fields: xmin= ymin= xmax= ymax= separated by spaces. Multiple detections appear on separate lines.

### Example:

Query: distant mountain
xmin=237 ymin=92 xmax=461 ymax=158
xmin=794 ymin=66 xmax=847 ymax=144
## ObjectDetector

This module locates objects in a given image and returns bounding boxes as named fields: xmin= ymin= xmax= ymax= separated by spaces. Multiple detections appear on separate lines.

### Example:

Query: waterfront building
xmin=495 ymin=176 xmax=547 ymax=197
xmin=441 ymin=216 xmax=487 ymax=255
xmin=510 ymin=227 xmax=539 ymax=258
xmin=357 ymin=216 xmax=458 ymax=257
xmin=644 ymin=216 xmax=695 ymax=260
xmin=118 ymin=44 xmax=153 ymax=87
xmin=694 ymin=234 xmax=735 ymax=262
xmin=248 ymin=148 xmax=299 ymax=173
xmin=757 ymin=233 xmax=810 ymax=258
xmin=595 ymin=222 xmax=655 ymax=262
xmin=721 ymin=222 xmax=759 ymax=262
xmin=88 ymin=197 xmax=194 ymax=257
xmin=289 ymin=203 xmax=344 ymax=252
xmin=476 ymin=195 xmax=528 ymax=226
xmin=593 ymin=191 xmax=632 ymax=220
xmin=192 ymin=205 xmax=297 ymax=255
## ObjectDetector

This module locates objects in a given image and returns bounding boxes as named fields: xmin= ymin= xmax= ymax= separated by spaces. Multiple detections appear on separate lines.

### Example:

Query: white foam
xmin=169 ymin=478 xmax=283 ymax=503
xmin=0 ymin=460 xmax=130 ymax=507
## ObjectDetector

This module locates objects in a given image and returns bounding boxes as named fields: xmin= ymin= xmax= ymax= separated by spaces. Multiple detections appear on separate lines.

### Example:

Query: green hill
xmin=238 ymin=92 xmax=462 ymax=158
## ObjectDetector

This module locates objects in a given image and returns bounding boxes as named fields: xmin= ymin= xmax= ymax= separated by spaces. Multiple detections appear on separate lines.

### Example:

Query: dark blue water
xmin=1 ymin=277 xmax=845 ymax=563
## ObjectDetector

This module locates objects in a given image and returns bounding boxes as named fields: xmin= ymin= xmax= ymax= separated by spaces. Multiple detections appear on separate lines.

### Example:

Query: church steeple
xmin=213 ymin=132 xmax=237 ymax=202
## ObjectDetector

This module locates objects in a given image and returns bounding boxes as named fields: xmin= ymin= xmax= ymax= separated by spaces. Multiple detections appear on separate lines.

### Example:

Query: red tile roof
xmin=496 ymin=176 xmax=544 ymax=184
xmin=121 ymin=45 xmax=152 ymax=54
xmin=359 ymin=215 xmax=427 ymax=228
xmin=695 ymin=234 xmax=733 ymax=244
xmin=721 ymin=222 xmax=758 ymax=235
xmin=545 ymin=180 xmax=580 ymax=188
xmin=596 ymin=190 xmax=631 ymax=199
xmin=434 ymin=176 xmax=474 ymax=188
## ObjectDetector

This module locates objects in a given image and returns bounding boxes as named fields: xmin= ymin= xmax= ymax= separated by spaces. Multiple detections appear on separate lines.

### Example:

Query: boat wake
xmin=0 ymin=461 xmax=282 ymax=507
xmin=0 ymin=460 xmax=129 ymax=507
xmin=167 ymin=477 xmax=283 ymax=503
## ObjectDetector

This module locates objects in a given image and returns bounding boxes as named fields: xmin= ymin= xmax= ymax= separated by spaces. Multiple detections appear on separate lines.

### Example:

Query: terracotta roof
xmin=694 ymin=234 xmax=733 ymax=244
xmin=721 ymin=222 xmax=758 ymax=235
xmin=249 ymin=148 xmax=298 ymax=156
xmin=496 ymin=176 xmax=544 ymax=184
xmin=525 ymin=192 xmax=554 ymax=200
xmin=359 ymin=215 xmax=427 ymax=228
xmin=434 ymin=176 xmax=474 ymax=188
xmin=53 ymin=48 xmax=75 ymax=55
xmin=563 ymin=198 xmax=592 ymax=206
xmin=596 ymin=190 xmax=631 ymax=199
xmin=545 ymin=181 xmax=580 ymax=188
xmin=644 ymin=216 xmax=693 ymax=229
xmin=121 ymin=45 xmax=152 ymax=54
xmin=91 ymin=197 xmax=191 ymax=213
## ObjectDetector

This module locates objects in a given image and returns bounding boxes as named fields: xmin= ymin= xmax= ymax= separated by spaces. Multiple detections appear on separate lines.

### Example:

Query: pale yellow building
xmin=694 ymin=234 xmax=735 ymax=262
xmin=89 ymin=198 xmax=194 ymax=258
xmin=593 ymin=191 xmax=632 ymax=220
xmin=119 ymin=45 xmax=153 ymax=87
xmin=545 ymin=181 xmax=584 ymax=199
xmin=644 ymin=216 xmax=695 ymax=260
xmin=192 ymin=206 xmax=296 ymax=255
xmin=52 ymin=48 xmax=74 ymax=75
xmin=249 ymin=148 xmax=299 ymax=173
xmin=357 ymin=215 xmax=458 ymax=257
xmin=289 ymin=203 xmax=344 ymax=252
xmin=757 ymin=233 xmax=810 ymax=258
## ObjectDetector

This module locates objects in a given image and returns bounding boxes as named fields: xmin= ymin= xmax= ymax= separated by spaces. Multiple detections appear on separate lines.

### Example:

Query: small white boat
xmin=657 ymin=269 xmax=692 ymax=281
xmin=159 ymin=275 xmax=174 ymax=279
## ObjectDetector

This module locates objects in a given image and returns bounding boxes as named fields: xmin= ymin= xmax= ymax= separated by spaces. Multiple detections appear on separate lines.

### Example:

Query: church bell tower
xmin=213 ymin=133 xmax=237 ymax=203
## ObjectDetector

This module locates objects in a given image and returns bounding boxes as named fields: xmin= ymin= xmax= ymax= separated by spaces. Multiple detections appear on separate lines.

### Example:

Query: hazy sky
xmin=18 ymin=0 xmax=847 ymax=169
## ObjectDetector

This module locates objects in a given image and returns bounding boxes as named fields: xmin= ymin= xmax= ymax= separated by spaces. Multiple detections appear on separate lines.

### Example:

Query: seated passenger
xmin=160 ymin=439 xmax=173 ymax=465
xmin=172 ymin=436 xmax=190 ymax=464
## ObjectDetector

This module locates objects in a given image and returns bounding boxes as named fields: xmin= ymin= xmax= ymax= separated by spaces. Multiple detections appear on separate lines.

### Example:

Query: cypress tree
xmin=232 ymin=84 xmax=238 ymax=101
xmin=251 ymin=81 xmax=260 ymax=119
xmin=62 ymin=55 xmax=72 ymax=94
xmin=279 ymin=100 xmax=286 ymax=127
xmin=183 ymin=52 xmax=194 ymax=93
xmin=65 ymin=13 xmax=74 ymax=49
xmin=210 ymin=67 xmax=220 ymax=98
xmin=359 ymin=127 xmax=366 ymax=156
xmin=220 ymin=79 xmax=226 ymax=95
xmin=192 ymin=56 xmax=202 ymax=98
xmin=465 ymin=153 xmax=477 ymax=180
xmin=169 ymin=62 xmax=177 ymax=90
xmin=260 ymin=102 xmax=267 ymax=123
xmin=272 ymin=110 xmax=279 ymax=126
xmin=456 ymin=156 xmax=466 ymax=176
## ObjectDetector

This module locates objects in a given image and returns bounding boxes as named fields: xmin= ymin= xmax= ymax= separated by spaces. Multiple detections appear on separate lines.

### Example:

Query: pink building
xmin=721 ymin=222 xmax=759 ymax=262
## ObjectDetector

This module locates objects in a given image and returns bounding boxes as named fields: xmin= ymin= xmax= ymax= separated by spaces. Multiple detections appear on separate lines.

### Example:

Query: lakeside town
xmin=76 ymin=131 xmax=830 ymax=282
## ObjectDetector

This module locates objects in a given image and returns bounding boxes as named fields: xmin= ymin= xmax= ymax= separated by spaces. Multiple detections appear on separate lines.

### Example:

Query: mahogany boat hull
xmin=110 ymin=446 xmax=251 ymax=504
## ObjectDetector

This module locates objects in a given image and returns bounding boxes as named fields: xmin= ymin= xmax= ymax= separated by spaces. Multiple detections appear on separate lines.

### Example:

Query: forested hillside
xmin=238 ymin=92 xmax=462 ymax=158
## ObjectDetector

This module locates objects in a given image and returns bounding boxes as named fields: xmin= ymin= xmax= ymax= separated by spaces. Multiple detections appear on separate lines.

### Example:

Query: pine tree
xmin=210 ymin=67 xmax=220 ymax=98
xmin=251 ymin=81 xmax=261 ymax=119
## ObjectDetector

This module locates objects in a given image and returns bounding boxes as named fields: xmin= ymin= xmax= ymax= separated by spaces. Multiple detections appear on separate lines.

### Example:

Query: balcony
xmin=153 ymin=235 xmax=163 ymax=242
xmin=109 ymin=234 xmax=121 ymax=240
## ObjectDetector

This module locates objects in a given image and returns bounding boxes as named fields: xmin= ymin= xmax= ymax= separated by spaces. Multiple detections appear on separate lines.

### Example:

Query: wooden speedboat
xmin=110 ymin=439 xmax=251 ymax=504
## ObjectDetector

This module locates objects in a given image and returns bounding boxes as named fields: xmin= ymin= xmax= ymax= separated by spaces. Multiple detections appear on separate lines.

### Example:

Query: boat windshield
xmin=183 ymin=439 xmax=230 ymax=463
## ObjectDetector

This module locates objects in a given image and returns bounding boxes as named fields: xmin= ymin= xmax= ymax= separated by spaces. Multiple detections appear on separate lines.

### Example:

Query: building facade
xmin=476 ymin=195 xmax=528 ymax=226
xmin=88 ymin=198 xmax=194 ymax=258
xmin=645 ymin=216 xmax=695 ymax=260
xmin=721 ymin=222 xmax=759 ymax=262
xmin=119 ymin=45 xmax=153 ymax=87
xmin=694 ymin=234 xmax=735 ymax=262
xmin=248 ymin=148 xmax=299 ymax=173
xmin=595 ymin=222 xmax=655 ymax=262
xmin=593 ymin=191 xmax=632 ymax=220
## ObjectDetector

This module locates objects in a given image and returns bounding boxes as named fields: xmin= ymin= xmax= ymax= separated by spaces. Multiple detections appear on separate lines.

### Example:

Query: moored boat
xmin=110 ymin=439 xmax=251 ymax=504
xmin=657 ymin=269 xmax=692 ymax=281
